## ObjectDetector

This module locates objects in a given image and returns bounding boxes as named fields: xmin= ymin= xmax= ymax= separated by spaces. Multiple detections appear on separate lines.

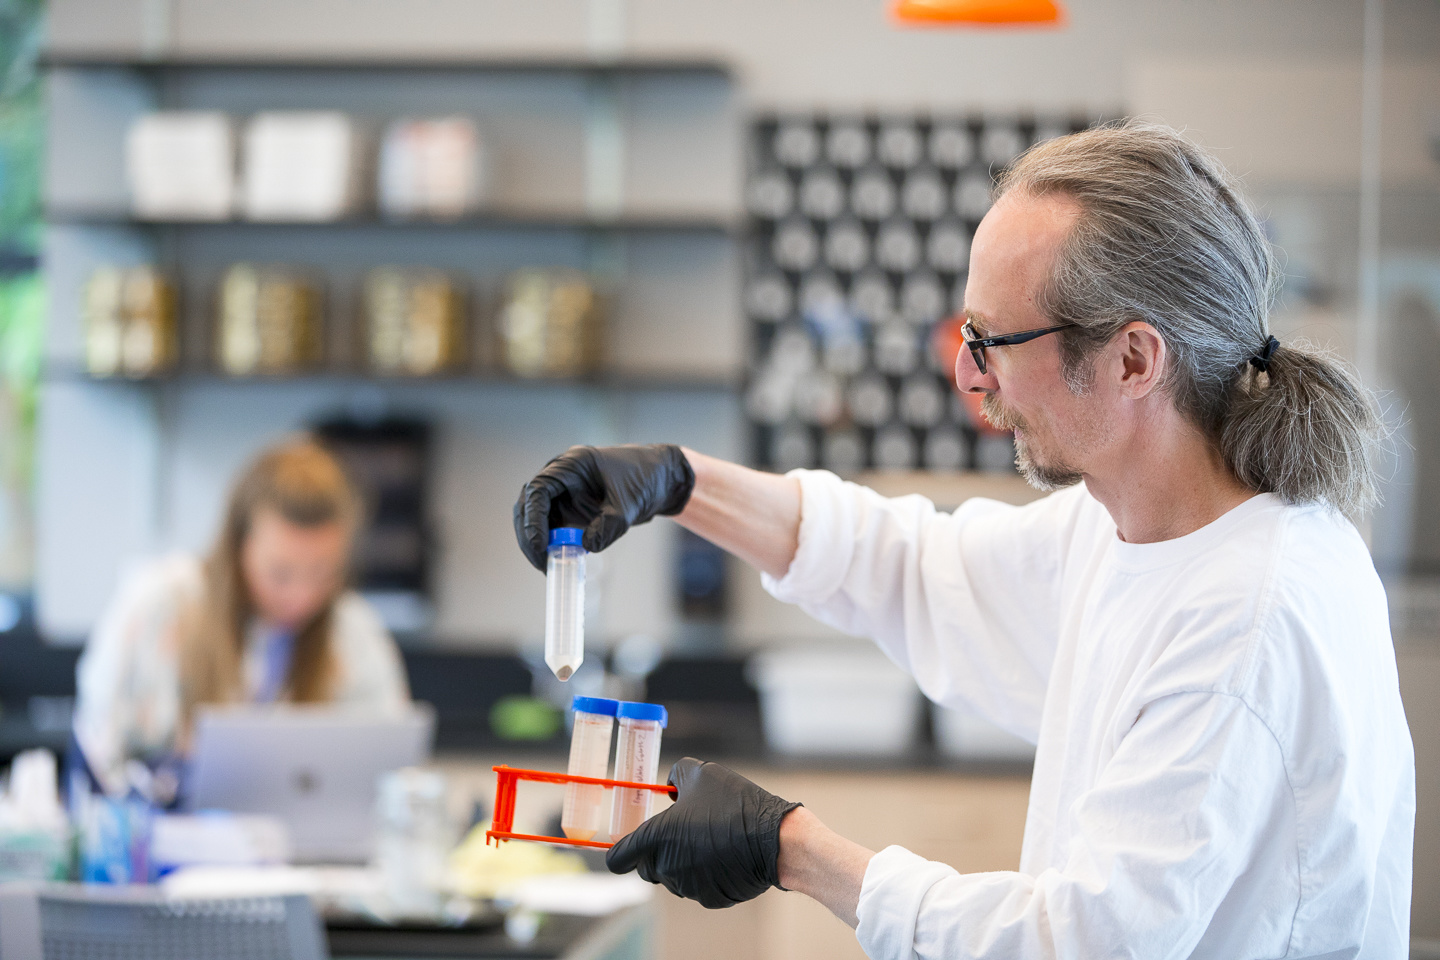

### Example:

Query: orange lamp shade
xmin=891 ymin=0 xmax=1065 ymax=25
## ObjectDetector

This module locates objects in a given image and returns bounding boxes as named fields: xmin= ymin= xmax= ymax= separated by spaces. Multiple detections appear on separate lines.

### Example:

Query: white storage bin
xmin=377 ymin=117 xmax=487 ymax=219
xmin=933 ymin=704 xmax=1035 ymax=761
xmin=126 ymin=111 xmax=235 ymax=220
xmin=242 ymin=111 xmax=362 ymax=221
xmin=749 ymin=647 xmax=920 ymax=756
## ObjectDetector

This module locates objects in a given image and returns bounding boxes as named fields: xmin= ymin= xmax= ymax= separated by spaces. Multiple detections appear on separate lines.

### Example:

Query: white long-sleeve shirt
xmin=75 ymin=554 xmax=411 ymax=794
xmin=763 ymin=472 xmax=1414 ymax=960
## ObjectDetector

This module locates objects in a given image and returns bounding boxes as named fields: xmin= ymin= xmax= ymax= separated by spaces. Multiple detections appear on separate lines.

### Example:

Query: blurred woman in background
xmin=73 ymin=437 xmax=409 ymax=799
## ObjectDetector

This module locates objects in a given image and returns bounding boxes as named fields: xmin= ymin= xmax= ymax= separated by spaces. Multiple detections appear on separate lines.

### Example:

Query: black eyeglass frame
xmin=961 ymin=320 xmax=1079 ymax=375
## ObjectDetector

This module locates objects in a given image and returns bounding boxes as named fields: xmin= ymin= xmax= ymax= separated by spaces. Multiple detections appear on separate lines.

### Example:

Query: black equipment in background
xmin=313 ymin=417 xmax=434 ymax=636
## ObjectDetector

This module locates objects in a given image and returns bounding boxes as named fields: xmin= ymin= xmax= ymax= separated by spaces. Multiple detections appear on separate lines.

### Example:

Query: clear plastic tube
xmin=545 ymin=528 xmax=586 ymax=681
xmin=562 ymin=697 xmax=617 ymax=841
xmin=609 ymin=702 xmax=668 ymax=841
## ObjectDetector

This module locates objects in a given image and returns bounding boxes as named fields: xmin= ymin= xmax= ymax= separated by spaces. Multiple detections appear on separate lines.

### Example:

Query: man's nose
xmin=954 ymin=343 xmax=999 ymax=395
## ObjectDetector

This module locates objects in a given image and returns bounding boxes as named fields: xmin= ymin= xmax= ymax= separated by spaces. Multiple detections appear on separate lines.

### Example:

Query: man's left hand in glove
xmin=605 ymin=758 xmax=800 ymax=909
xmin=605 ymin=757 xmax=876 ymax=926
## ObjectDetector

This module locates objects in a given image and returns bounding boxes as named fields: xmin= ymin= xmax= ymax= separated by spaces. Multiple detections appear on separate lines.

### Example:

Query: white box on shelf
xmin=749 ymin=646 xmax=921 ymax=755
xmin=377 ymin=117 xmax=487 ymax=219
xmin=125 ymin=111 xmax=235 ymax=220
xmin=933 ymin=704 xmax=1036 ymax=761
xmin=242 ymin=111 xmax=362 ymax=221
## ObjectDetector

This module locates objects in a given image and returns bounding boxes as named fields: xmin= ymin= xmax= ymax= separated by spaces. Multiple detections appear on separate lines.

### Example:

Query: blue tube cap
xmin=572 ymin=696 xmax=619 ymax=717
xmin=549 ymin=527 xmax=585 ymax=548
xmin=616 ymin=701 xmax=668 ymax=728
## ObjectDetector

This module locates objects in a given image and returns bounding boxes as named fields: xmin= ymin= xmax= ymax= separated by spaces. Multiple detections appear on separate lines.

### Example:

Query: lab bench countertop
xmin=328 ymin=904 xmax=651 ymax=960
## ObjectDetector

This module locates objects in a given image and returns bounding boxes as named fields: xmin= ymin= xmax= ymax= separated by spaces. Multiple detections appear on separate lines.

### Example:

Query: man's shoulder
xmin=1277 ymin=501 xmax=1376 ymax=570
xmin=1117 ymin=498 xmax=1386 ymax=697
xmin=1130 ymin=495 xmax=1371 ymax=602
xmin=1260 ymin=501 xmax=1385 ymax=626
xmin=1205 ymin=499 xmax=1381 ymax=632
xmin=1188 ymin=500 xmax=1392 ymax=717
xmin=1259 ymin=502 xmax=1391 ymax=659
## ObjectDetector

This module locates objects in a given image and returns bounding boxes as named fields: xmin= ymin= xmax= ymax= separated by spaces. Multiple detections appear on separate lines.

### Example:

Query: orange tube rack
xmin=485 ymin=765 xmax=678 ymax=849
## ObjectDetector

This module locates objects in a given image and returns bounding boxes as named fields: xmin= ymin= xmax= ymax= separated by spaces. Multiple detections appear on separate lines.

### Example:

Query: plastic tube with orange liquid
xmin=609 ymin=701 xmax=668 ymax=841
xmin=561 ymin=696 xmax=617 ymax=841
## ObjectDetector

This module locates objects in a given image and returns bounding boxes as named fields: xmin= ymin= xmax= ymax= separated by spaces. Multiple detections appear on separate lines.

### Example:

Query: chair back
xmin=0 ymin=885 xmax=328 ymax=960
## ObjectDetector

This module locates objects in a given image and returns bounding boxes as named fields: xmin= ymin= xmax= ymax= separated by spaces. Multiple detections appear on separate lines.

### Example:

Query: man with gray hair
xmin=514 ymin=122 xmax=1414 ymax=958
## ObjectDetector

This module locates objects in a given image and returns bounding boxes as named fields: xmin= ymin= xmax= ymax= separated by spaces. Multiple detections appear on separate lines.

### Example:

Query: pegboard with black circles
xmin=743 ymin=113 xmax=1093 ymax=475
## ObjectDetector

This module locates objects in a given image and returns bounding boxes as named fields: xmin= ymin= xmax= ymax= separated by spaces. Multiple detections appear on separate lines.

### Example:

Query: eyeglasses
xmin=961 ymin=320 xmax=1078 ymax=375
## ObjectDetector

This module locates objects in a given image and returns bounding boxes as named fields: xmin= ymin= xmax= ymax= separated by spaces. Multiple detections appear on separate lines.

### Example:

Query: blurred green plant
xmin=0 ymin=0 xmax=44 ymax=257
xmin=0 ymin=0 xmax=44 ymax=588
xmin=1 ymin=270 xmax=43 ymax=440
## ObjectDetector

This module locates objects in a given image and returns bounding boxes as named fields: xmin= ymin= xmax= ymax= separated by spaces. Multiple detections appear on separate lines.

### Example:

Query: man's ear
xmin=1115 ymin=321 xmax=1166 ymax=399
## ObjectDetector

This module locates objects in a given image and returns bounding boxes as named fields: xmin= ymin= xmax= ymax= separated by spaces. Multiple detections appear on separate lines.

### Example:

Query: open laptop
xmin=186 ymin=704 xmax=435 ymax=864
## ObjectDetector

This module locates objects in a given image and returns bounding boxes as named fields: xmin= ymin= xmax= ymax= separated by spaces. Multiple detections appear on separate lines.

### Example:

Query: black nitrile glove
xmin=605 ymin=757 xmax=802 ymax=909
xmin=513 ymin=444 xmax=696 ymax=571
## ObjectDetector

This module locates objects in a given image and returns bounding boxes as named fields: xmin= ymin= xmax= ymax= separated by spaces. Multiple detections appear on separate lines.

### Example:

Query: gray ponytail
xmin=998 ymin=121 xmax=1384 ymax=515
xmin=1223 ymin=342 xmax=1382 ymax=515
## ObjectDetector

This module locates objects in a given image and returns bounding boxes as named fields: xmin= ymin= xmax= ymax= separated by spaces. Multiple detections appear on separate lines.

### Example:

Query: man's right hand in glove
xmin=512 ymin=445 xmax=804 ymax=580
xmin=512 ymin=444 xmax=696 ymax=571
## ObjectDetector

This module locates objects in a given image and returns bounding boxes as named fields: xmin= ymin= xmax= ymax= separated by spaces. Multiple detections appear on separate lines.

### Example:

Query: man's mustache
xmin=980 ymin=394 xmax=1024 ymax=432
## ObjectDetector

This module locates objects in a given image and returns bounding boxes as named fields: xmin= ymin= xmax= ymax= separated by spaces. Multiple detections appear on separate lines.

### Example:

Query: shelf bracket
xmin=584 ymin=76 xmax=625 ymax=220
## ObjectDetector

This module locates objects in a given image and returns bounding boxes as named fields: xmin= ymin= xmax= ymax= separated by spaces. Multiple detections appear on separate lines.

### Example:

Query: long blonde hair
xmin=179 ymin=438 xmax=360 ymax=727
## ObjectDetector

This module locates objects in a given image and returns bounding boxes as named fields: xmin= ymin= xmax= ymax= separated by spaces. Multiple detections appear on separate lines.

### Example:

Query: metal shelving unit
xmin=36 ymin=48 xmax=746 ymax=640
xmin=43 ymin=51 xmax=743 ymax=387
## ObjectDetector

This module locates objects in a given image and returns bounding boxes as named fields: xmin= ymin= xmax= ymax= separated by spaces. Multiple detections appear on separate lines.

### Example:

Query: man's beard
xmin=980 ymin=393 xmax=1083 ymax=491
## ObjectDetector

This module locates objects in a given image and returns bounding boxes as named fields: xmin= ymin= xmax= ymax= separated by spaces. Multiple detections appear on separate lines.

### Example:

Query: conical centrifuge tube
xmin=545 ymin=527 xmax=586 ymax=681
xmin=609 ymin=701 xmax=668 ymax=841
xmin=562 ymin=696 xmax=618 ymax=841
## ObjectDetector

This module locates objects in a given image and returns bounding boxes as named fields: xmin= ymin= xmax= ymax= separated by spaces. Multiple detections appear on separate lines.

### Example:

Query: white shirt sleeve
xmin=74 ymin=602 xmax=136 ymax=794
xmin=855 ymin=690 xmax=1297 ymax=960
xmin=328 ymin=592 xmax=411 ymax=714
xmin=73 ymin=556 xmax=198 ymax=793
xmin=762 ymin=470 xmax=1096 ymax=739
